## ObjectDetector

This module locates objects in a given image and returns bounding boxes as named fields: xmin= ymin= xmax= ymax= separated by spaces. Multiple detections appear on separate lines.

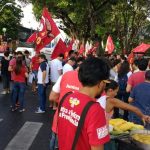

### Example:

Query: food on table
xmin=132 ymin=133 xmax=150 ymax=144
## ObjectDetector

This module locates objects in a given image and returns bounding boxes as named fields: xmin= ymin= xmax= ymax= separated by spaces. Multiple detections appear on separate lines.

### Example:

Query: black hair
xmin=78 ymin=57 xmax=110 ymax=86
xmin=68 ymin=50 xmax=74 ymax=56
xmin=145 ymin=70 xmax=150 ymax=81
xmin=138 ymin=58 xmax=148 ymax=71
xmin=58 ymin=53 xmax=64 ymax=59
xmin=133 ymin=59 xmax=139 ymax=66
xmin=69 ymin=57 xmax=76 ymax=62
xmin=14 ymin=56 xmax=23 ymax=75
xmin=4 ymin=51 xmax=10 ymax=57
xmin=105 ymin=80 xmax=119 ymax=92
xmin=24 ymin=50 xmax=30 ymax=54
xmin=120 ymin=55 xmax=127 ymax=61
xmin=77 ymin=57 xmax=85 ymax=64
xmin=38 ymin=54 xmax=46 ymax=60
xmin=111 ymin=59 xmax=121 ymax=68
xmin=16 ymin=51 xmax=23 ymax=55
xmin=118 ymin=60 xmax=130 ymax=78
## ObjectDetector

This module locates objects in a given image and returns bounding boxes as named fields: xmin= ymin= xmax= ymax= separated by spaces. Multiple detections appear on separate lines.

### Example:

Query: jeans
xmin=12 ymin=82 xmax=26 ymax=110
xmin=49 ymin=131 xmax=58 ymax=150
xmin=38 ymin=84 xmax=47 ymax=111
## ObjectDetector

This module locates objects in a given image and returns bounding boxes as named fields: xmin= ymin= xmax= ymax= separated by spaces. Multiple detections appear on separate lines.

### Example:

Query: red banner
xmin=51 ymin=39 xmax=68 ymax=59
xmin=132 ymin=43 xmax=150 ymax=53
xmin=105 ymin=35 xmax=115 ymax=54
xmin=27 ymin=7 xmax=60 ymax=52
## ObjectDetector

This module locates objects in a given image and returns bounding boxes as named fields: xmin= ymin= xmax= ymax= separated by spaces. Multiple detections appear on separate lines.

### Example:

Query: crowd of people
xmin=0 ymin=49 xmax=150 ymax=150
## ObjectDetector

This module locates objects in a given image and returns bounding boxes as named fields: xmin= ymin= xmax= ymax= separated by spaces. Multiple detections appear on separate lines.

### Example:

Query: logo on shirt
xmin=97 ymin=125 xmax=108 ymax=139
xmin=69 ymin=97 xmax=80 ymax=108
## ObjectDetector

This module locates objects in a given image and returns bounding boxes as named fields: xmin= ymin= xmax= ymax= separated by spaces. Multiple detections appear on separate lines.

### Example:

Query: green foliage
xmin=18 ymin=0 xmax=150 ymax=53
xmin=0 ymin=0 xmax=23 ymax=39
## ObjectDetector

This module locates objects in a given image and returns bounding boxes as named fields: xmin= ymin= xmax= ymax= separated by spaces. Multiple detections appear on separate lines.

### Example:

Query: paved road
xmin=0 ymin=82 xmax=55 ymax=150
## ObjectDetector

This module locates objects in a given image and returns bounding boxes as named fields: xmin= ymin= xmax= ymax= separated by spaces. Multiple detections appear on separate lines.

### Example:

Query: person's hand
xmin=142 ymin=115 xmax=150 ymax=125
xmin=43 ymin=82 xmax=46 ymax=87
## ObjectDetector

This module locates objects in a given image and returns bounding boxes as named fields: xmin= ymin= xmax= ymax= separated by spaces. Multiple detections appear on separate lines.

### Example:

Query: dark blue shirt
xmin=129 ymin=82 xmax=150 ymax=126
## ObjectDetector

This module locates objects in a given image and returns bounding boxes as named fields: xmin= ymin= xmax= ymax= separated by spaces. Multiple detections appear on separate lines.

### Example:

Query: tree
xmin=0 ymin=0 xmax=23 ymax=40
xmin=18 ymin=0 xmax=150 ymax=54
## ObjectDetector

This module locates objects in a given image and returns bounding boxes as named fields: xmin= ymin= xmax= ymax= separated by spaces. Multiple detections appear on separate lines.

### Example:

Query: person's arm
xmin=91 ymin=145 xmax=104 ymax=150
xmin=126 ymin=84 xmax=132 ymax=93
xmin=49 ymin=91 xmax=60 ymax=103
xmin=128 ymin=97 xmax=134 ymax=103
xmin=42 ymin=70 xmax=46 ymax=85
xmin=49 ymin=75 xmax=62 ymax=102
xmin=58 ymin=69 xmax=62 ymax=75
xmin=25 ymin=72 xmax=29 ymax=78
xmin=8 ymin=65 xmax=13 ymax=72
xmin=109 ymin=98 xmax=150 ymax=123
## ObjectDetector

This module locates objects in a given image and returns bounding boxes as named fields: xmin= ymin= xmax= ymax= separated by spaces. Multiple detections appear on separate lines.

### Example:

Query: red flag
xmin=26 ymin=32 xmax=37 ymax=43
xmin=127 ymin=52 xmax=134 ymax=64
xmin=88 ymin=42 xmax=99 ymax=54
xmin=132 ymin=43 xmax=150 ymax=53
xmin=26 ymin=7 xmax=60 ymax=52
xmin=64 ymin=40 xmax=74 ymax=59
xmin=105 ymin=35 xmax=115 ymax=54
xmin=51 ymin=39 xmax=68 ymax=59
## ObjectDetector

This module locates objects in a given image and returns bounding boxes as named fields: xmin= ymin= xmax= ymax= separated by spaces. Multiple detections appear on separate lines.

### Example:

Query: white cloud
xmin=16 ymin=0 xmax=39 ymax=30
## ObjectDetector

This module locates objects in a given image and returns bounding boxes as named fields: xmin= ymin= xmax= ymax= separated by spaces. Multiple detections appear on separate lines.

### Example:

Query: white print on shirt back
xmin=59 ymin=106 xmax=80 ymax=126
xmin=66 ymin=84 xmax=79 ymax=91
xmin=97 ymin=125 xmax=108 ymax=139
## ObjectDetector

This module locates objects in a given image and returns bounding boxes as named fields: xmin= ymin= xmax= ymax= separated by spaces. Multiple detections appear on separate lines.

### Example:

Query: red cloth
xmin=132 ymin=43 xmax=150 ymax=53
xmin=52 ymin=71 xmax=82 ymax=133
xmin=27 ymin=7 xmax=60 ymax=52
xmin=127 ymin=52 xmax=134 ymax=64
xmin=127 ymin=71 xmax=145 ymax=88
xmin=105 ymin=35 xmax=115 ymax=54
xmin=13 ymin=66 xmax=27 ymax=83
xmin=51 ymin=39 xmax=68 ymax=59
xmin=58 ymin=92 xmax=110 ymax=150
xmin=26 ymin=32 xmax=37 ymax=43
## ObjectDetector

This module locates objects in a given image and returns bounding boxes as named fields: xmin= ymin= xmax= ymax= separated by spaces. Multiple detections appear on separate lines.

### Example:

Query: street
xmin=0 ymin=82 xmax=55 ymax=150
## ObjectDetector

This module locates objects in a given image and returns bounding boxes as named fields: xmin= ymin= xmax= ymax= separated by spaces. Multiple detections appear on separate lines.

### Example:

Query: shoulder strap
xmin=71 ymin=101 xmax=95 ymax=150
xmin=58 ymin=91 xmax=73 ymax=113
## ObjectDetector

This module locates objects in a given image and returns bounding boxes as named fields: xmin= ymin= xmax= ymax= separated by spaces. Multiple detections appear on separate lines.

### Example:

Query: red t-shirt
xmin=31 ymin=56 xmax=39 ymax=71
xmin=58 ymin=92 xmax=110 ymax=150
xmin=13 ymin=65 xmax=27 ymax=83
xmin=127 ymin=71 xmax=145 ymax=88
xmin=52 ymin=71 xmax=82 ymax=133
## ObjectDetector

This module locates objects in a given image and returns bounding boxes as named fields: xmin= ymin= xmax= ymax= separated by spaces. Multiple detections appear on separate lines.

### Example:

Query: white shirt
xmin=52 ymin=75 xmax=62 ymax=93
xmin=37 ymin=62 xmax=49 ymax=84
xmin=50 ymin=58 xmax=63 ymax=83
xmin=63 ymin=63 xmax=73 ymax=74
xmin=97 ymin=95 xmax=107 ymax=110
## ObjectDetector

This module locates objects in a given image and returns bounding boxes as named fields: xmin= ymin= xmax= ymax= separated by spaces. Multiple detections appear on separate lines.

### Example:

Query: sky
xmin=15 ymin=0 xmax=39 ymax=30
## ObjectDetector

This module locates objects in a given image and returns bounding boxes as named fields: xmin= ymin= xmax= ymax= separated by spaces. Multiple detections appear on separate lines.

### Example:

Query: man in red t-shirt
xmin=30 ymin=53 xmax=40 ymax=92
xmin=126 ymin=58 xmax=148 ymax=92
xmin=57 ymin=57 xmax=110 ymax=150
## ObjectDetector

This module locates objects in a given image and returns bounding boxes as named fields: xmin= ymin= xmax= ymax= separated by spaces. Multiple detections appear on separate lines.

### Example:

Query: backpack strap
xmin=71 ymin=101 xmax=95 ymax=150
xmin=58 ymin=91 xmax=73 ymax=113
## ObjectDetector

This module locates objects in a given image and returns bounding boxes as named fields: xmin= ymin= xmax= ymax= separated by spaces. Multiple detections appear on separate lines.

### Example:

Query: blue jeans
xmin=12 ymin=82 xmax=26 ymax=110
xmin=49 ymin=131 xmax=58 ymax=150
xmin=38 ymin=84 xmax=47 ymax=111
